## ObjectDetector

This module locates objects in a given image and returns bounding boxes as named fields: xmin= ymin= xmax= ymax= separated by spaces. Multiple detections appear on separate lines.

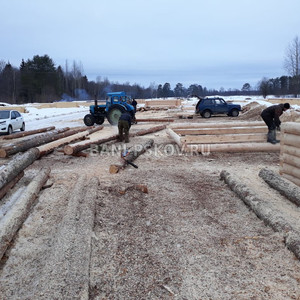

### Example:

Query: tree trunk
xmin=36 ymin=175 xmax=99 ymax=298
xmin=64 ymin=125 xmax=165 ymax=156
xmin=0 ymin=148 xmax=40 ymax=190
xmin=0 ymin=167 xmax=50 ymax=260
xmin=0 ymin=171 xmax=24 ymax=200
xmin=0 ymin=126 xmax=96 ymax=158
xmin=259 ymin=168 xmax=300 ymax=206
xmin=36 ymin=126 xmax=103 ymax=157
xmin=2 ymin=126 xmax=56 ymax=140
xmin=136 ymin=118 xmax=174 ymax=122
xmin=109 ymin=139 xmax=154 ymax=173
xmin=0 ymin=127 xmax=70 ymax=158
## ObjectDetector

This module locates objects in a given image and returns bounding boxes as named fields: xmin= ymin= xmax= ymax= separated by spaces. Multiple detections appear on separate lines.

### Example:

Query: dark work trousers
xmin=261 ymin=112 xmax=276 ymax=130
xmin=118 ymin=119 xmax=130 ymax=142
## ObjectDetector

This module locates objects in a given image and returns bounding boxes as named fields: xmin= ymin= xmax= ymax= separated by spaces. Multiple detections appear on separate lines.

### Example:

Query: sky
xmin=1 ymin=0 xmax=300 ymax=91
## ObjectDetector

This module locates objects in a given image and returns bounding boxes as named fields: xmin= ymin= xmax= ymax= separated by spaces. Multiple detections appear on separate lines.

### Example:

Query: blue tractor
xmin=83 ymin=91 xmax=135 ymax=126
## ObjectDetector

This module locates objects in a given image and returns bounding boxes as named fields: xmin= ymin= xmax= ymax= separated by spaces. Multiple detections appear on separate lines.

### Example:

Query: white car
xmin=0 ymin=110 xmax=25 ymax=135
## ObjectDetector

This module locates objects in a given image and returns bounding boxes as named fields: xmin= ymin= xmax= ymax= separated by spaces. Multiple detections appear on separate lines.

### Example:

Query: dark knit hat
xmin=284 ymin=103 xmax=290 ymax=109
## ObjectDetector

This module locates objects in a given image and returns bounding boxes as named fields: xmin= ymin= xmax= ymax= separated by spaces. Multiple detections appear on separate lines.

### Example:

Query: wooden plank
xmin=174 ymin=126 xmax=268 ymax=135
xmin=185 ymin=142 xmax=280 ymax=153
xmin=181 ymin=133 xmax=267 ymax=144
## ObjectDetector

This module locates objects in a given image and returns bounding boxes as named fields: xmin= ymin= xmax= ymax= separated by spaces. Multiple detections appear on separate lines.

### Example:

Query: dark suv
xmin=195 ymin=97 xmax=241 ymax=118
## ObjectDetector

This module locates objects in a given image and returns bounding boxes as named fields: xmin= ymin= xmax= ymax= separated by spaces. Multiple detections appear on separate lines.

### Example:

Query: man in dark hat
xmin=260 ymin=103 xmax=290 ymax=144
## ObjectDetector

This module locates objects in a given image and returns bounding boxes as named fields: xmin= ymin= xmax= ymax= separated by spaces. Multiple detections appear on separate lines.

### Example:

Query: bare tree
xmin=284 ymin=36 xmax=300 ymax=97
xmin=284 ymin=36 xmax=300 ymax=77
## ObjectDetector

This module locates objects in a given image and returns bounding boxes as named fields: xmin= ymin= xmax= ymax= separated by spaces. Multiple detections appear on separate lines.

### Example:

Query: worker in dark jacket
xmin=260 ymin=103 xmax=290 ymax=144
xmin=118 ymin=112 xmax=132 ymax=143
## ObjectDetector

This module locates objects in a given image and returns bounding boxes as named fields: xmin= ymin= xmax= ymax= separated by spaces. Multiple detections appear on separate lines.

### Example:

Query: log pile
xmin=280 ymin=122 xmax=300 ymax=187
xmin=168 ymin=121 xmax=280 ymax=153
xmin=0 ymin=167 xmax=51 ymax=260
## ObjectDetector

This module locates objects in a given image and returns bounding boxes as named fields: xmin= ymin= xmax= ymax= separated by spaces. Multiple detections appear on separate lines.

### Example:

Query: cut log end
xmin=109 ymin=165 xmax=121 ymax=174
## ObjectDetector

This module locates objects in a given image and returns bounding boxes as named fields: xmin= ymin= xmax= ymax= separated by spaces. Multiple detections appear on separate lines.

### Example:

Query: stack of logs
xmin=168 ymin=121 xmax=280 ymax=153
xmin=280 ymin=122 xmax=300 ymax=187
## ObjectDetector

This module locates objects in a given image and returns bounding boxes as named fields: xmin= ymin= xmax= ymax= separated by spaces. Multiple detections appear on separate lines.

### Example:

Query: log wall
xmin=168 ymin=121 xmax=280 ymax=154
xmin=280 ymin=122 xmax=300 ymax=187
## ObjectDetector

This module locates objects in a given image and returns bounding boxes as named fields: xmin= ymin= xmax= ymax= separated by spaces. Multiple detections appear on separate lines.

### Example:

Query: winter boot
xmin=267 ymin=130 xmax=277 ymax=144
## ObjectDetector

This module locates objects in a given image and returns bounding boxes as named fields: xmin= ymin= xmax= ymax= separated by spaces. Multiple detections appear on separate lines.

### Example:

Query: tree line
xmin=0 ymin=37 xmax=299 ymax=103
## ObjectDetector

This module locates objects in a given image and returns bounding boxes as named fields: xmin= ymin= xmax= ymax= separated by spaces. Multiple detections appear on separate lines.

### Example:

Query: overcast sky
xmin=1 ymin=0 xmax=300 ymax=90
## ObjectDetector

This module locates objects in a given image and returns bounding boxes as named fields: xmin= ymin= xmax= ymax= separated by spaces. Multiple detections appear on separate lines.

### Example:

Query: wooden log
xmin=185 ymin=142 xmax=280 ymax=153
xmin=63 ymin=125 xmax=165 ymax=156
xmin=181 ymin=133 xmax=266 ymax=144
xmin=0 ymin=127 xmax=71 ymax=158
xmin=174 ymin=126 xmax=268 ymax=135
xmin=36 ymin=126 xmax=103 ymax=157
xmin=282 ymin=173 xmax=300 ymax=187
xmin=109 ymin=139 xmax=154 ymax=173
xmin=282 ymin=122 xmax=300 ymax=136
xmin=38 ymin=175 xmax=99 ymax=298
xmin=0 ymin=167 xmax=50 ymax=260
xmin=170 ymin=121 xmax=265 ymax=129
xmin=259 ymin=168 xmax=300 ymax=206
xmin=135 ymin=118 xmax=174 ymax=122
xmin=281 ymin=153 xmax=300 ymax=169
xmin=2 ymin=126 xmax=56 ymax=140
xmin=282 ymin=133 xmax=300 ymax=148
xmin=0 ymin=171 xmax=24 ymax=200
xmin=131 ymin=124 xmax=166 ymax=137
xmin=281 ymin=162 xmax=300 ymax=181
xmin=0 ymin=148 xmax=40 ymax=190
xmin=167 ymin=128 xmax=183 ymax=148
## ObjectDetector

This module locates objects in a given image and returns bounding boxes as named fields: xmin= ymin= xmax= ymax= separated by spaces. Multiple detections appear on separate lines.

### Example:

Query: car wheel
xmin=20 ymin=122 xmax=25 ymax=131
xmin=202 ymin=110 xmax=211 ymax=118
xmin=7 ymin=126 xmax=13 ymax=135
xmin=231 ymin=109 xmax=239 ymax=117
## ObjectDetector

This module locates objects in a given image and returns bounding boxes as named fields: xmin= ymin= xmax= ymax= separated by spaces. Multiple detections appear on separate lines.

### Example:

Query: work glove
xmin=276 ymin=126 xmax=281 ymax=132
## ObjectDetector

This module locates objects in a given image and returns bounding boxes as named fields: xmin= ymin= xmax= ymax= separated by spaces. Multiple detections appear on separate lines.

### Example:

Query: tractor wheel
xmin=107 ymin=105 xmax=126 ymax=125
xmin=95 ymin=116 xmax=105 ymax=125
xmin=84 ymin=114 xmax=95 ymax=126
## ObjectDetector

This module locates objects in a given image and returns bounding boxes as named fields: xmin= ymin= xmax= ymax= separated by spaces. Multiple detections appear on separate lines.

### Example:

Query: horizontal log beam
xmin=170 ymin=121 xmax=265 ymax=129
xmin=135 ymin=118 xmax=174 ymax=122
xmin=282 ymin=133 xmax=300 ymax=148
xmin=174 ymin=126 xmax=268 ymax=135
xmin=181 ymin=133 xmax=267 ymax=144
xmin=281 ymin=162 xmax=300 ymax=181
xmin=185 ymin=142 xmax=280 ymax=153
xmin=280 ymin=145 xmax=300 ymax=159
xmin=282 ymin=122 xmax=300 ymax=136
xmin=2 ymin=126 xmax=56 ymax=140
xmin=281 ymin=153 xmax=300 ymax=169
xmin=282 ymin=173 xmax=300 ymax=187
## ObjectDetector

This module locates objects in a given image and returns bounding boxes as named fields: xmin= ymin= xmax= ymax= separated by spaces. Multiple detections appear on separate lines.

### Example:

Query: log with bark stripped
xmin=135 ymin=118 xmax=174 ymax=122
xmin=36 ymin=125 xmax=103 ymax=157
xmin=0 ymin=167 xmax=50 ymax=260
xmin=109 ymin=139 xmax=154 ymax=174
xmin=2 ymin=126 xmax=55 ymax=140
xmin=63 ymin=125 xmax=166 ymax=156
